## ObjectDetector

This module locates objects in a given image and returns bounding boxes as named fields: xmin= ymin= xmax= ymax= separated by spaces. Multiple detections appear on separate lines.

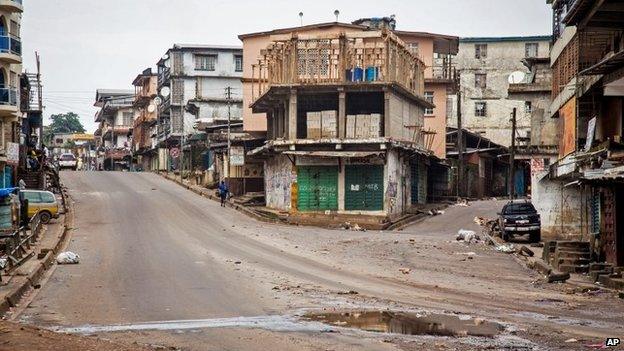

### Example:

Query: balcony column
xmin=288 ymin=89 xmax=297 ymax=140
xmin=338 ymin=89 xmax=346 ymax=139
xmin=384 ymin=88 xmax=391 ymax=137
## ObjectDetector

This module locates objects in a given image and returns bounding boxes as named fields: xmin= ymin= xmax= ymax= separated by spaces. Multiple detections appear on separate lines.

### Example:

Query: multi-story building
xmin=155 ymin=44 xmax=243 ymax=171
xmin=538 ymin=0 xmax=624 ymax=269
xmin=94 ymin=89 xmax=134 ymax=171
xmin=451 ymin=36 xmax=552 ymax=147
xmin=243 ymin=24 xmax=434 ymax=219
xmin=0 ymin=0 xmax=22 ymax=185
xmin=131 ymin=68 xmax=158 ymax=171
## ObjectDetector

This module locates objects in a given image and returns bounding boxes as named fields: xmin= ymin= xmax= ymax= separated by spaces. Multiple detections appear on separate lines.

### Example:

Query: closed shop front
xmin=297 ymin=166 xmax=338 ymax=211
xmin=410 ymin=162 xmax=427 ymax=205
xmin=345 ymin=165 xmax=383 ymax=211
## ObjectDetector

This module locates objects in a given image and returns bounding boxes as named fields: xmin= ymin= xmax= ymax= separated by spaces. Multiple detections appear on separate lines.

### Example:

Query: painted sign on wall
xmin=229 ymin=146 xmax=245 ymax=166
xmin=6 ymin=142 xmax=19 ymax=165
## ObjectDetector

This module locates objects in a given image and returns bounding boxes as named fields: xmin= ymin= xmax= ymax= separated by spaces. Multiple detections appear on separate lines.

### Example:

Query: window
xmin=22 ymin=191 xmax=41 ymax=203
xmin=41 ymin=192 xmax=56 ymax=203
xmin=475 ymin=44 xmax=487 ymax=59
xmin=525 ymin=43 xmax=539 ymax=58
xmin=475 ymin=73 xmax=487 ymax=89
xmin=407 ymin=43 xmax=419 ymax=55
xmin=424 ymin=91 xmax=434 ymax=116
xmin=55 ymin=138 xmax=63 ymax=144
xmin=525 ymin=101 xmax=533 ymax=113
xmin=234 ymin=55 xmax=243 ymax=72
xmin=122 ymin=112 xmax=133 ymax=126
xmin=475 ymin=102 xmax=487 ymax=117
xmin=195 ymin=55 xmax=217 ymax=71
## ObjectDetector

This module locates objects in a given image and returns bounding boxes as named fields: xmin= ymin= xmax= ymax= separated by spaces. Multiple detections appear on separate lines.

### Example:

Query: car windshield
xmin=504 ymin=203 xmax=536 ymax=214
xmin=60 ymin=154 xmax=75 ymax=161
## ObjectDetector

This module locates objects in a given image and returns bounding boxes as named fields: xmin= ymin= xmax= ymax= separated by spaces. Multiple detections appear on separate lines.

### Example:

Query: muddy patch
xmin=304 ymin=311 xmax=503 ymax=337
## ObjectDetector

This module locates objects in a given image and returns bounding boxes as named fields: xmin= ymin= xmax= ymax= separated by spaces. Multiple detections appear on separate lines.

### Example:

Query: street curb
xmin=0 ymin=189 xmax=73 ymax=316
xmin=158 ymin=173 xmax=280 ymax=225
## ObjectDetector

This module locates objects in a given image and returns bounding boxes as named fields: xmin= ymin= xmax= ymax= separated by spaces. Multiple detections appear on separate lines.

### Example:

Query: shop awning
xmin=282 ymin=151 xmax=385 ymax=158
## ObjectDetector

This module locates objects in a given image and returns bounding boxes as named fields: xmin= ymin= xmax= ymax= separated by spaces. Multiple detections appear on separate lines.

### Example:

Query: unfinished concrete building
xmin=451 ymin=36 xmax=552 ymax=147
xmin=247 ymin=29 xmax=435 ymax=220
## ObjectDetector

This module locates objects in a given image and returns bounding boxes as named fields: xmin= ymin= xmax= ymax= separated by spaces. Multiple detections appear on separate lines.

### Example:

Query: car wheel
xmin=530 ymin=230 xmax=541 ymax=243
xmin=39 ymin=211 xmax=52 ymax=224
xmin=502 ymin=230 xmax=511 ymax=242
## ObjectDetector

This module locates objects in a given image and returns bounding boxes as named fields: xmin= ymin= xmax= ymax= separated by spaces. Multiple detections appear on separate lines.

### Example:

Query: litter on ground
xmin=56 ymin=251 xmax=80 ymax=264
xmin=456 ymin=229 xmax=480 ymax=243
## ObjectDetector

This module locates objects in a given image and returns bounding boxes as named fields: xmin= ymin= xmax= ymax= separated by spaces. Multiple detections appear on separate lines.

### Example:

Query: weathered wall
xmin=450 ymin=38 xmax=551 ymax=146
xmin=423 ymin=83 xmax=448 ymax=158
xmin=387 ymin=92 xmax=424 ymax=145
xmin=532 ymin=171 xmax=583 ymax=239
xmin=264 ymin=154 xmax=295 ymax=211
xmin=384 ymin=149 xmax=411 ymax=217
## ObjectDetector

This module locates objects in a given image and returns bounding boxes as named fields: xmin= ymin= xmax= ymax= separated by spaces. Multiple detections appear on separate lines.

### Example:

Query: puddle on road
xmin=304 ymin=311 xmax=503 ymax=337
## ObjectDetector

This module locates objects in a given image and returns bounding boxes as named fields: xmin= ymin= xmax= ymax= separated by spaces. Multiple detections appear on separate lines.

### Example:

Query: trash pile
xmin=455 ymin=198 xmax=470 ymax=207
xmin=342 ymin=222 xmax=365 ymax=232
xmin=456 ymin=229 xmax=481 ymax=244
xmin=56 ymin=251 xmax=80 ymax=264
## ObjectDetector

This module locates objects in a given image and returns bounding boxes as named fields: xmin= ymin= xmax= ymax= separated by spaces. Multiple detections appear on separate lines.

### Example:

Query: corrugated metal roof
xmin=460 ymin=36 xmax=552 ymax=43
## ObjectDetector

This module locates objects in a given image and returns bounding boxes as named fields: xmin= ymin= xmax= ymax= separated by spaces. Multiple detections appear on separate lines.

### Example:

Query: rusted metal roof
xmin=282 ymin=151 xmax=385 ymax=158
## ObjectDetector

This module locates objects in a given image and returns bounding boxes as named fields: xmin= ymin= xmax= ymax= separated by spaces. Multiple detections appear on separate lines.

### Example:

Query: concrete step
xmin=558 ymin=264 xmax=590 ymax=274
xmin=554 ymin=250 xmax=591 ymax=260
xmin=557 ymin=257 xmax=591 ymax=266
xmin=589 ymin=262 xmax=613 ymax=272
xmin=556 ymin=241 xmax=590 ymax=249
xmin=590 ymin=270 xmax=613 ymax=282
xmin=597 ymin=275 xmax=624 ymax=290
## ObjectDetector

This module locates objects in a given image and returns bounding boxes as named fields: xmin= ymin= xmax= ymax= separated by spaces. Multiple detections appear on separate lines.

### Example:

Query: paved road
xmin=16 ymin=172 xmax=624 ymax=351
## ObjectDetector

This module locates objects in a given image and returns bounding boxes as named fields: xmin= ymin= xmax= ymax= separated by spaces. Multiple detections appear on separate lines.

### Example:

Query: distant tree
xmin=43 ymin=112 xmax=86 ymax=145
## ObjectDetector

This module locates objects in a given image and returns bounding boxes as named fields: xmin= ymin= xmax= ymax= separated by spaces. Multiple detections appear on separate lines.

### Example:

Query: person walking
xmin=218 ymin=180 xmax=229 ymax=207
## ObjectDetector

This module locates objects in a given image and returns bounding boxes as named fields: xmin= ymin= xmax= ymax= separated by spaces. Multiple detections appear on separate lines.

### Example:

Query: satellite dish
xmin=508 ymin=71 xmax=526 ymax=84
xmin=160 ymin=86 xmax=170 ymax=97
xmin=147 ymin=104 xmax=156 ymax=113
xmin=162 ymin=54 xmax=169 ymax=60
xmin=154 ymin=96 xmax=163 ymax=106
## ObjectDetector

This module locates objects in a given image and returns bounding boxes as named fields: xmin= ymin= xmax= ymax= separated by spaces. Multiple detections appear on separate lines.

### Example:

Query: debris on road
xmin=455 ymin=198 xmax=470 ymax=207
xmin=495 ymin=244 xmax=516 ymax=253
xmin=456 ymin=229 xmax=480 ymax=243
xmin=336 ymin=290 xmax=359 ymax=295
xmin=548 ymin=270 xmax=570 ymax=283
xmin=56 ymin=251 xmax=80 ymax=264
xmin=0 ymin=257 xmax=7 ymax=269
xmin=399 ymin=268 xmax=411 ymax=274
xmin=519 ymin=246 xmax=535 ymax=257
xmin=342 ymin=222 xmax=365 ymax=231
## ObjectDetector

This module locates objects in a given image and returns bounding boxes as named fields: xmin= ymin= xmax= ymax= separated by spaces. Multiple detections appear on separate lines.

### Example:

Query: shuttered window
xmin=345 ymin=165 xmax=383 ymax=211
xmin=297 ymin=166 xmax=338 ymax=211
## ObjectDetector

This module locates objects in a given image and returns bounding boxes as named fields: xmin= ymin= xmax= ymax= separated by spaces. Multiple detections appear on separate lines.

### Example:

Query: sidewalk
xmin=0 ymin=196 xmax=72 ymax=316
xmin=158 ymin=172 xmax=447 ymax=230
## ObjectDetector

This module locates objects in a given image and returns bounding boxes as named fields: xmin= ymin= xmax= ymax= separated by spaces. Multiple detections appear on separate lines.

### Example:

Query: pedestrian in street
xmin=218 ymin=180 xmax=229 ymax=207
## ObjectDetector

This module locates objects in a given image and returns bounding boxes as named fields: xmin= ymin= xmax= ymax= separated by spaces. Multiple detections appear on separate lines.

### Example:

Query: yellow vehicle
xmin=20 ymin=190 xmax=59 ymax=224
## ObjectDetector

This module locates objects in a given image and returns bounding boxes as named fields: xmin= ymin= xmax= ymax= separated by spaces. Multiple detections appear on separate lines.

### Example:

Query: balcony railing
xmin=0 ymin=35 xmax=21 ymax=56
xmin=251 ymin=30 xmax=426 ymax=103
xmin=158 ymin=67 xmax=171 ymax=87
xmin=0 ymin=87 xmax=17 ymax=106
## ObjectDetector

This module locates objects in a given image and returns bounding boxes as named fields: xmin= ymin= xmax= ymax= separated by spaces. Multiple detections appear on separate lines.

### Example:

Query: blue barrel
xmin=365 ymin=67 xmax=378 ymax=81
xmin=353 ymin=67 xmax=364 ymax=81
xmin=345 ymin=69 xmax=353 ymax=82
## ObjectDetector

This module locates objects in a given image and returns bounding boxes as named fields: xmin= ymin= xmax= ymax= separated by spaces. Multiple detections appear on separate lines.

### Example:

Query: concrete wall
xmin=387 ymin=92 xmax=425 ymax=145
xmin=384 ymin=148 xmax=411 ymax=217
xmin=423 ymin=83 xmax=448 ymax=158
xmin=451 ymin=39 xmax=551 ymax=146
xmin=264 ymin=154 xmax=295 ymax=210
xmin=532 ymin=171 xmax=583 ymax=239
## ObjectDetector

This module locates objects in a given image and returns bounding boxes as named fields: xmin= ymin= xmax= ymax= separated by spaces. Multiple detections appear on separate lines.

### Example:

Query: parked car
xmin=20 ymin=190 xmax=59 ymax=224
xmin=58 ymin=153 xmax=78 ymax=170
xmin=497 ymin=200 xmax=541 ymax=242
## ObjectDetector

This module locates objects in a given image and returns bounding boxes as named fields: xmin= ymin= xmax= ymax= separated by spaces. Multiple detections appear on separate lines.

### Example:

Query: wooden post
xmin=457 ymin=76 xmax=464 ymax=198
xmin=509 ymin=108 xmax=517 ymax=200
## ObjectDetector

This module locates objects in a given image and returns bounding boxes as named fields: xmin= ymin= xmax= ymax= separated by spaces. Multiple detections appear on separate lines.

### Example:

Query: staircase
xmin=548 ymin=241 xmax=591 ymax=274
xmin=18 ymin=170 xmax=44 ymax=189
xmin=589 ymin=263 xmax=624 ymax=290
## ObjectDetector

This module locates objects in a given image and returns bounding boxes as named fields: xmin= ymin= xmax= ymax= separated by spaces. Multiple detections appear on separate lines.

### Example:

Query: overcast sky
xmin=21 ymin=0 xmax=552 ymax=132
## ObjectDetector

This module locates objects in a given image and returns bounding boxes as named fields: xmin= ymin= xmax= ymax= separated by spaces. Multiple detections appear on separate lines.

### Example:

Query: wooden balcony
xmin=251 ymin=30 xmax=426 ymax=104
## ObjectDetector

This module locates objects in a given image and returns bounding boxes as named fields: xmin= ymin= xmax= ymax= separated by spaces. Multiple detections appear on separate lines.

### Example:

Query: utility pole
xmin=456 ymin=74 xmax=464 ymax=198
xmin=180 ymin=104 xmax=184 ymax=184
xmin=509 ymin=108 xmax=517 ymax=200
xmin=225 ymin=86 xmax=232 ymax=185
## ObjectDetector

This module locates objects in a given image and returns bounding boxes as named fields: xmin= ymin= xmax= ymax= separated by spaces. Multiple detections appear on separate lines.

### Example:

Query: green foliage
xmin=43 ymin=112 xmax=86 ymax=145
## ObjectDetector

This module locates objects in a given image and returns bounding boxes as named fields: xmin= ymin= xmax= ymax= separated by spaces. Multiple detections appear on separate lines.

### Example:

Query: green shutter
xmin=297 ymin=166 xmax=338 ymax=211
xmin=345 ymin=165 xmax=384 ymax=211
xmin=411 ymin=163 xmax=419 ymax=205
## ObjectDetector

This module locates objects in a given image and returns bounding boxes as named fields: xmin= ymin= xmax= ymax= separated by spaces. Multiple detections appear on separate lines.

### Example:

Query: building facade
xmin=94 ymin=90 xmax=134 ymax=171
xmin=244 ymin=26 xmax=434 ymax=219
xmin=131 ymin=68 xmax=158 ymax=171
xmin=0 ymin=0 xmax=22 ymax=186
xmin=451 ymin=36 xmax=552 ymax=147
xmin=541 ymin=0 xmax=624 ymax=270
xmin=155 ymin=44 xmax=243 ymax=171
